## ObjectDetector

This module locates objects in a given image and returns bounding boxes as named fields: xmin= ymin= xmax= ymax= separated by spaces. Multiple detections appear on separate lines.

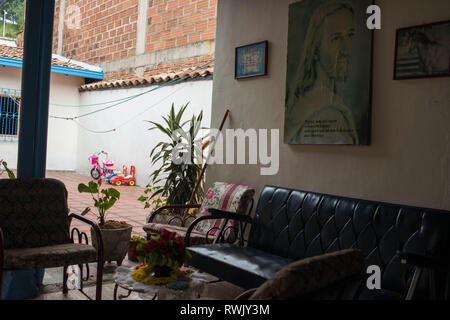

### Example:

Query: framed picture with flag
xmin=394 ymin=20 xmax=450 ymax=80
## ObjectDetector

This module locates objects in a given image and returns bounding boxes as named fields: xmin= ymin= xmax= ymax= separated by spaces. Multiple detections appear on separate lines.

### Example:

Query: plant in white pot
xmin=78 ymin=179 xmax=132 ymax=266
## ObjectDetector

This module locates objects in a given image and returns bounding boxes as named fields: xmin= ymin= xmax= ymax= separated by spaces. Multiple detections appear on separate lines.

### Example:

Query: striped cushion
xmin=193 ymin=182 xmax=255 ymax=238
xmin=142 ymin=182 xmax=254 ymax=243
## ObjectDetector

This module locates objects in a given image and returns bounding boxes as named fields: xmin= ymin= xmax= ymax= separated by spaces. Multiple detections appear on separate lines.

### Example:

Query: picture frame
xmin=394 ymin=20 xmax=450 ymax=80
xmin=284 ymin=0 xmax=373 ymax=145
xmin=235 ymin=41 xmax=268 ymax=79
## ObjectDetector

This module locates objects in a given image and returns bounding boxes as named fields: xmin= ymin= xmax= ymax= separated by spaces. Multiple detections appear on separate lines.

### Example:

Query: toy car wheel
xmin=129 ymin=181 xmax=135 ymax=186
xmin=115 ymin=181 xmax=122 ymax=186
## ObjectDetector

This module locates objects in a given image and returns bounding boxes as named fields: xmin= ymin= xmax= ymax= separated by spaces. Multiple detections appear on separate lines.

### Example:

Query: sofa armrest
xmin=398 ymin=251 xmax=450 ymax=269
xmin=147 ymin=204 xmax=201 ymax=224
xmin=69 ymin=213 xmax=104 ymax=264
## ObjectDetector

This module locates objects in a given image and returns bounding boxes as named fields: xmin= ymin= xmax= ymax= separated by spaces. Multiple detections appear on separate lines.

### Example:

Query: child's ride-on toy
xmin=110 ymin=165 xmax=136 ymax=186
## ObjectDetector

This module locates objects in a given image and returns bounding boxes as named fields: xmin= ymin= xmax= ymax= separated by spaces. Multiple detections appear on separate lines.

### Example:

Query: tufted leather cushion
xmin=0 ymin=178 xmax=70 ymax=249
xmin=247 ymin=186 xmax=450 ymax=299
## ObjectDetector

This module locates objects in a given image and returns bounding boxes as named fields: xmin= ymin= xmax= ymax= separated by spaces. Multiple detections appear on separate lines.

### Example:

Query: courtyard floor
xmin=47 ymin=170 xmax=148 ymax=239
xmin=35 ymin=171 xmax=244 ymax=300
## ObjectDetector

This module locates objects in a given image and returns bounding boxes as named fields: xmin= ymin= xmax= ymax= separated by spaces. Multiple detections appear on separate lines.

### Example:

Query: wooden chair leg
xmin=62 ymin=266 xmax=68 ymax=294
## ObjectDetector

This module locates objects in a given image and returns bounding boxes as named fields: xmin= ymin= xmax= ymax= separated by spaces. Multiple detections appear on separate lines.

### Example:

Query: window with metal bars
xmin=0 ymin=89 xmax=20 ymax=140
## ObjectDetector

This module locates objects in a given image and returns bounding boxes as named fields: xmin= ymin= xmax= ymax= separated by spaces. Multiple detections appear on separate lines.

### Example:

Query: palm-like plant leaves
xmin=140 ymin=103 xmax=205 ymax=210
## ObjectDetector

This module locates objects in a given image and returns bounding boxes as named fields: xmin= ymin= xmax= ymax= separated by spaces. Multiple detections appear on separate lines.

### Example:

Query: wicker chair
xmin=143 ymin=182 xmax=255 ymax=246
xmin=0 ymin=178 xmax=104 ymax=300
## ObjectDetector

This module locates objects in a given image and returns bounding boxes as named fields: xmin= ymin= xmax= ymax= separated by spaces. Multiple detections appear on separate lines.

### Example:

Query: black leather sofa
xmin=187 ymin=185 xmax=450 ymax=299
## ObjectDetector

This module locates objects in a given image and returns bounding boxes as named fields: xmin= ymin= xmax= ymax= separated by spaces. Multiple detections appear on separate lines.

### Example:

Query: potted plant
xmin=131 ymin=230 xmax=192 ymax=286
xmin=138 ymin=103 xmax=205 ymax=225
xmin=78 ymin=179 xmax=132 ymax=266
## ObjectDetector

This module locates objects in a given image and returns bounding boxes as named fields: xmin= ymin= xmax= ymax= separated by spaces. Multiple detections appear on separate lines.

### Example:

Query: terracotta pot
xmin=91 ymin=225 xmax=132 ymax=266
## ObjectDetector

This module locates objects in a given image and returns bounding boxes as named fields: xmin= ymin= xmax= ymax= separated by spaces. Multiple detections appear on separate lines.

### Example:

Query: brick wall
xmin=55 ymin=0 xmax=139 ymax=65
xmin=51 ymin=0 xmax=217 ymax=78
xmin=145 ymin=0 xmax=216 ymax=52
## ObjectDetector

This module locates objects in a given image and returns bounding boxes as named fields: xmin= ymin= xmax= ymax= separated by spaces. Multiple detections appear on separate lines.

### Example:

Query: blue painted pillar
xmin=17 ymin=0 xmax=56 ymax=178
xmin=4 ymin=0 xmax=56 ymax=300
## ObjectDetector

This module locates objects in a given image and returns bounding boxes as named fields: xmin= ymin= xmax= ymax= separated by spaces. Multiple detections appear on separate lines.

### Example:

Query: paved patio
xmin=36 ymin=171 xmax=244 ymax=300
xmin=47 ymin=170 xmax=148 ymax=239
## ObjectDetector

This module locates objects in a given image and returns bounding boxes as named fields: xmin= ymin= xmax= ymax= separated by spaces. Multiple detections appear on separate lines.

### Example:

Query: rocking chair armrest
xmin=147 ymin=204 xmax=202 ymax=223
xmin=69 ymin=213 xmax=104 ymax=262
xmin=185 ymin=209 xmax=252 ymax=246
xmin=208 ymin=208 xmax=253 ymax=224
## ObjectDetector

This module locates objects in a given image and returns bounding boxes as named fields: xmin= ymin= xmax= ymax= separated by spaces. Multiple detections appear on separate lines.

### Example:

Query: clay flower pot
xmin=91 ymin=225 xmax=133 ymax=266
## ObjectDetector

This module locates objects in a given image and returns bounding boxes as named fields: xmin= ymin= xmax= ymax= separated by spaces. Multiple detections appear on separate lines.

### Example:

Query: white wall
xmin=77 ymin=79 xmax=213 ymax=187
xmin=207 ymin=0 xmax=450 ymax=210
xmin=0 ymin=66 xmax=83 ymax=171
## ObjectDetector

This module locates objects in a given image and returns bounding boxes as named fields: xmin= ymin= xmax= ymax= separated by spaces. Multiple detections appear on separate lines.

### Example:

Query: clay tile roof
xmin=0 ymin=44 xmax=97 ymax=71
xmin=79 ymin=62 xmax=214 ymax=92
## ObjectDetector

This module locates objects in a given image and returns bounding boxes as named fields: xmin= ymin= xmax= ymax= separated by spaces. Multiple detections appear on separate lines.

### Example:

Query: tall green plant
xmin=0 ymin=159 xmax=15 ymax=179
xmin=139 ymin=103 xmax=204 ymax=210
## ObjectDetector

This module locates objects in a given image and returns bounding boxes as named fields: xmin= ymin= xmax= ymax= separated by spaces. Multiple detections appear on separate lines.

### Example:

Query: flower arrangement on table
xmin=132 ymin=229 xmax=193 ymax=290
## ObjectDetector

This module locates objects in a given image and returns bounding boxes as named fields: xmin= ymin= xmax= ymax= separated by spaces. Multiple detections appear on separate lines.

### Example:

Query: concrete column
xmin=57 ymin=0 xmax=66 ymax=55
xmin=17 ymin=0 xmax=55 ymax=178
xmin=136 ymin=0 xmax=149 ymax=56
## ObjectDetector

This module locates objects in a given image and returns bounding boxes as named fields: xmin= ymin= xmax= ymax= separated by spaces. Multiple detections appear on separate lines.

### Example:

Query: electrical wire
xmin=71 ymin=83 xmax=186 ymax=134
xmin=49 ymin=61 xmax=212 ymax=120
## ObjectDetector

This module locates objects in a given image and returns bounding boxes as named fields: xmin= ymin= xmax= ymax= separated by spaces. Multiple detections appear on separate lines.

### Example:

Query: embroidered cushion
xmin=192 ymin=182 xmax=255 ymax=238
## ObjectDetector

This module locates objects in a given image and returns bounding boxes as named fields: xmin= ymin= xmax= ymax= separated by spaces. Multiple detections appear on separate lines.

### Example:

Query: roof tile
xmin=79 ymin=63 xmax=214 ymax=92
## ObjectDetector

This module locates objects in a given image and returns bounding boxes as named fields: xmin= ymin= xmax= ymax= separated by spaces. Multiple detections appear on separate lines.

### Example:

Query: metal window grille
xmin=0 ymin=88 xmax=21 ymax=142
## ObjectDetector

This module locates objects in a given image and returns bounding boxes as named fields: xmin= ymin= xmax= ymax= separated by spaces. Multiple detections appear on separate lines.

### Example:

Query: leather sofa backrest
xmin=248 ymin=185 xmax=450 ymax=298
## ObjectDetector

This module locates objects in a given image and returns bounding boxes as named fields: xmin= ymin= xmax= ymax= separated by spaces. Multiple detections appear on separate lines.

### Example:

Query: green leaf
xmin=108 ymin=188 xmax=120 ymax=199
xmin=78 ymin=183 xmax=91 ymax=193
xmin=104 ymin=197 xmax=117 ymax=211
xmin=81 ymin=207 xmax=91 ymax=216
xmin=88 ymin=181 xmax=99 ymax=193
xmin=138 ymin=196 xmax=148 ymax=202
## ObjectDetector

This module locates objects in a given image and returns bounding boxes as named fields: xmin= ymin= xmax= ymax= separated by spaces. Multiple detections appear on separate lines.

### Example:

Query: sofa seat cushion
xmin=4 ymin=243 xmax=97 ymax=270
xmin=187 ymin=243 xmax=294 ymax=290
xmin=143 ymin=223 xmax=210 ymax=245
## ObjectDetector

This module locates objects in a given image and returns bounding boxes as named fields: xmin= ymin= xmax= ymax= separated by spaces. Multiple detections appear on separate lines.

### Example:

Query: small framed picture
xmin=235 ymin=41 xmax=268 ymax=79
xmin=394 ymin=20 xmax=450 ymax=80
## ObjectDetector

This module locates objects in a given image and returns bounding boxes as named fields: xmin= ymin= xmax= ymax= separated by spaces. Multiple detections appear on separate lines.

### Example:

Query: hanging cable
xmin=71 ymin=82 xmax=186 ymax=134
xmin=49 ymin=61 xmax=213 ymax=120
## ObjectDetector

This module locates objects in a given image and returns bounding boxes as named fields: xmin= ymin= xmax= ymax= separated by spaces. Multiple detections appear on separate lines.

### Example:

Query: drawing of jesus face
xmin=317 ymin=8 xmax=355 ymax=82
